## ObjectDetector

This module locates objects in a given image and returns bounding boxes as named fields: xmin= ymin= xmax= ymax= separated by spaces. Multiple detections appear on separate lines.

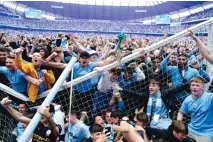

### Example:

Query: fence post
xmin=18 ymin=56 xmax=77 ymax=142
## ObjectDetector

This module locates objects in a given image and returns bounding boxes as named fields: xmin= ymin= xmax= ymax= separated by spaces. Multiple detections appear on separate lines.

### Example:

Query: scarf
xmin=117 ymin=33 xmax=126 ymax=53
xmin=146 ymin=90 xmax=163 ymax=125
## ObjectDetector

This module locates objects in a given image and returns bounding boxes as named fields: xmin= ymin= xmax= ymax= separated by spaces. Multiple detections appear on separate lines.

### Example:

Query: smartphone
xmin=105 ymin=127 xmax=111 ymax=134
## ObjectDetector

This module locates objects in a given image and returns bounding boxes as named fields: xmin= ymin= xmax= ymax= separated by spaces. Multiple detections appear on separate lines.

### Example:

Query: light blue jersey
xmin=0 ymin=67 xmax=27 ymax=93
xmin=180 ymin=92 xmax=213 ymax=138
xmin=16 ymin=122 xmax=24 ymax=140
xmin=64 ymin=121 xmax=90 ymax=142
xmin=73 ymin=62 xmax=96 ymax=93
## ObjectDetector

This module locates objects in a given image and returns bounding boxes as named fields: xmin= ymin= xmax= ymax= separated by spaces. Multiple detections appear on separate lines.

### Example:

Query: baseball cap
xmin=80 ymin=51 xmax=90 ymax=58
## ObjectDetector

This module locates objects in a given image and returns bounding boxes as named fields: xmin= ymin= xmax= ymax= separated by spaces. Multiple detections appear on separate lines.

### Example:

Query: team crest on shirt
xmin=80 ymin=71 xmax=87 ymax=76
xmin=11 ymin=76 xmax=15 ymax=81
xmin=46 ymin=130 xmax=51 ymax=136
xmin=192 ymin=103 xmax=197 ymax=109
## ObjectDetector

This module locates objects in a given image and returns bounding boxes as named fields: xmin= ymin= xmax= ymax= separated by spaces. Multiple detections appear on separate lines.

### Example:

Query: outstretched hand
xmin=35 ymin=77 xmax=44 ymax=86
xmin=95 ymin=132 xmax=110 ymax=142
xmin=1 ymin=97 xmax=12 ymax=108
xmin=15 ymin=48 xmax=24 ymax=56
xmin=37 ymin=106 xmax=51 ymax=119
xmin=112 ymin=84 xmax=122 ymax=91
xmin=94 ymin=67 xmax=105 ymax=73
xmin=185 ymin=30 xmax=196 ymax=39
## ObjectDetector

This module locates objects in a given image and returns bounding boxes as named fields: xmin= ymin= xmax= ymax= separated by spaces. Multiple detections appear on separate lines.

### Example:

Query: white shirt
xmin=97 ymin=71 xmax=118 ymax=93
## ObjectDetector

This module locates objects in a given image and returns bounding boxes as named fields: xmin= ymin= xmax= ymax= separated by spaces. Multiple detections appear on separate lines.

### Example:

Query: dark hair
xmin=111 ymin=110 xmax=124 ymax=119
xmin=69 ymin=109 xmax=79 ymax=118
xmin=6 ymin=54 xmax=15 ymax=59
xmin=124 ymin=66 xmax=134 ymax=74
xmin=79 ymin=51 xmax=90 ymax=59
xmin=149 ymin=78 xmax=161 ymax=86
xmin=110 ymin=68 xmax=121 ymax=76
xmin=89 ymin=124 xmax=104 ymax=133
xmin=18 ymin=103 xmax=29 ymax=110
xmin=178 ymin=52 xmax=188 ymax=58
xmin=172 ymin=120 xmax=188 ymax=135
xmin=152 ymin=57 xmax=162 ymax=62
xmin=0 ymin=45 xmax=11 ymax=53
xmin=91 ymin=114 xmax=102 ymax=126
xmin=38 ymin=46 xmax=50 ymax=58
xmin=136 ymin=112 xmax=149 ymax=124
xmin=105 ymin=109 xmax=112 ymax=115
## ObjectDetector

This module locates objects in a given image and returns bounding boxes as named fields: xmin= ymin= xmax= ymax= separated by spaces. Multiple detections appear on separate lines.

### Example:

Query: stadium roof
xmin=13 ymin=1 xmax=209 ymax=20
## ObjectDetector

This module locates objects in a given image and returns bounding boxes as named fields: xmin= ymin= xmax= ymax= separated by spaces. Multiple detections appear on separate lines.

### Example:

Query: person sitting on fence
xmin=15 ymin=47 xmax=55 ymax=103
xmin=1 ymin=97 xmax=61 ymax=142
xmin=177 ymin=76 xmax=213 ymax=142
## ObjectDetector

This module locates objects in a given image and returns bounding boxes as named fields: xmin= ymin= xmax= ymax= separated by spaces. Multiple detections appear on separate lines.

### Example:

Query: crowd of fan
xmin=0 ymin=15 xmax=204 ymax=34
xmin=180 ymin=8 xmax=213 ymax=22
xmin=0 ymin=29 xmax=213 ymax=142
xmin=0 ymin=5 xmax=12 ymax=14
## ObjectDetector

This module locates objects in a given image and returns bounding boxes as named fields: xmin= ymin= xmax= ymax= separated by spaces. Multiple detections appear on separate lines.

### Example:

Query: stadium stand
xmin=0 ymin=1 xmax=213 ymax=142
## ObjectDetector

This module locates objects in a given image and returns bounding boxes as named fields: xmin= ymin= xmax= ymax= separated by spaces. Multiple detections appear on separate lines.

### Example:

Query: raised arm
xmin=37 ymin=106 xmax=61 ymax=136
xmin=113 ymin=122 xmax=130 ymax=133
xmin=159 ymin=55 xmax=171 ymax=73
xmin=15 ymin=48 xmax=31 ymax=74
xmin=187 ymin=30 xmax=213 ymax=64
xmin=100 ymin=43 xmax=111 ymax=60
xmin=96 ymin=58 xmax=116 ymax=67
xmin=41 ymin=69 xmax=55 ymax=84
xmin=162 ymin=82 xmax=190 ymax=99
xmin=45 ymin=52 xmax=58 ymax=62
xmin=41 ymin=59 xmax=67 ymax=69
xmin=1 ymin=98 xmax=31 ymax=124
xmin=112 ymin=84 xmax=148 ymax=98
xmin=128 ymin=62 xmax=145 ymax=81
xmin=69 ymin=34 xmax=86 ymax=53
